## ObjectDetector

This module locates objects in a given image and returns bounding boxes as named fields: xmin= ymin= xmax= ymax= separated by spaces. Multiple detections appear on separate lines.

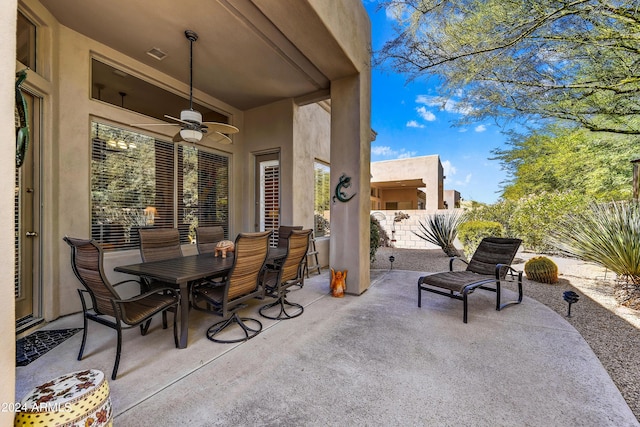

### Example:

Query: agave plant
xmin=549 ymin=201 xmax=640 ymax=286
xmin=413 ymin=211 xmax=463 ymax=257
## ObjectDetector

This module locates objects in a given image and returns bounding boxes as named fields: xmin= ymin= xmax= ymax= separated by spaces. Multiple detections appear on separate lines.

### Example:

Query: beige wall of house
xmin=2 ymin=2 xmax=18 ymax=421
xmin=371 ymin=154 xmax=444 ymax=210
xmin=376 ymin=188 xmax=424 ymax=210
xmin=444 ymin=189 xmax=461 ymax=209
xmin=293 ymin=102 xmax=331 ymax=268
xmin=371 ymin=155 xmax=445 ymax=211
xmin=242 ymin=99 xmax=331 ymax=268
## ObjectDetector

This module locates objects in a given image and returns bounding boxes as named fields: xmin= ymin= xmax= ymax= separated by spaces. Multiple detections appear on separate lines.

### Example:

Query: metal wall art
xmin=333 ymin=173 xmax=356 ymax=203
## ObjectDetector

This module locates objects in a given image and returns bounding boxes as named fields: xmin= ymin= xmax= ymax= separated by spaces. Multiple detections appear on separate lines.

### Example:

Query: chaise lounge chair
xmin=417 ymin=237 xmax=523 ymax=323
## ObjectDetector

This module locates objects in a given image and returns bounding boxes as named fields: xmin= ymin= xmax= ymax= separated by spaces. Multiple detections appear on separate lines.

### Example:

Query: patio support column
xmin=1 ymin=1 xmax=18 ymax=423
xmin=330 ymin=73 xmax=371 ymax=295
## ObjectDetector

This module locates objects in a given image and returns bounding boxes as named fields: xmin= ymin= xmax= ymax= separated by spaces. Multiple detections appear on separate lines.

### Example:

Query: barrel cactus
xmin=524 ymin=256 xmax=559 ymax=284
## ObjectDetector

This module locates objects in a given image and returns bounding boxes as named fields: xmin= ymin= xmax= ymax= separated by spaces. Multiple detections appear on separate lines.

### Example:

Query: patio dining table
xmin=115 ymin=253 xmax=234 ymax=349
xmin=114 ymin=247 xmax=287 ymax=349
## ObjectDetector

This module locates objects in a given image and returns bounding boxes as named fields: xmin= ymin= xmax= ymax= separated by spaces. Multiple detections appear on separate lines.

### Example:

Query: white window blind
xmin=259 ymin=160 xmax=280 ymax=247
xmin=91 ymin=121 xmax=229 ymax=250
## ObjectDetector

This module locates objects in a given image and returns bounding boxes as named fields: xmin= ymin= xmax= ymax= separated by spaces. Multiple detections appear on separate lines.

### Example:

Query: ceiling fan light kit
xmin=180 ymin=128 xmax=203 ymax=143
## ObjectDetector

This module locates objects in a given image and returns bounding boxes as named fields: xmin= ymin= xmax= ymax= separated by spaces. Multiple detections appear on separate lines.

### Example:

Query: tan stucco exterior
xmin=7 ymin=0 xmax=371 ymax=408
xmin=371 ymin=155 xmax=444 ymax=211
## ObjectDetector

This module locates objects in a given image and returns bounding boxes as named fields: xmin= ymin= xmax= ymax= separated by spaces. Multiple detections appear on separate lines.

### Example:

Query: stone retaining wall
xmin=371 ymin=209 xmax=464 ymax=250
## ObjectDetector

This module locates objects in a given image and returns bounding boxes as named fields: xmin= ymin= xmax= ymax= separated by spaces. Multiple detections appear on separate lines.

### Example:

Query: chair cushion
xmin=119 ymin=293 xmax=177 ymax=325
xmin=419 ymin=271 xmax=496 ymax=294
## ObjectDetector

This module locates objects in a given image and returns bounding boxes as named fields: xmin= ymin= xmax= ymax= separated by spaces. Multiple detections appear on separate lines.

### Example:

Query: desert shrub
xmin=370 ymin=215 xmax=382 ymax=264
xmin=413 ymin=210 xmax=464 ymax=257
xmin=457 ymin=220 xmax=504 ymax=260
xmin=550 ymin=200 xmax=640 ymax=286
xmin=314 ymin=214 xmax=330 ymax=237
xmin=510 ymin=191 xmax=590 ymax=252
xmin=463 ymin=199 xmax=517 ymax=237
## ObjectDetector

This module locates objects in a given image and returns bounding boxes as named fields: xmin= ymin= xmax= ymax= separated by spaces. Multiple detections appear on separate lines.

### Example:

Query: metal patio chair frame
xmin=417 ymin=237 xmax=523 ymax=323
xmin=64 ymin=236 xmax=179 ymax=380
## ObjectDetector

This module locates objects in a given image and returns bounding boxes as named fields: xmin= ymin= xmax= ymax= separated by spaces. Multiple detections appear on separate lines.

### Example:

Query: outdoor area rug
xmin=16 ymin=328 xmax=81 ymax=366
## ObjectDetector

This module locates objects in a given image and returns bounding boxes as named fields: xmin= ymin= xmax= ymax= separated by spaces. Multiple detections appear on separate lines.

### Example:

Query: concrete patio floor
xmin=16 ymin=269 xmax=639 ymax=426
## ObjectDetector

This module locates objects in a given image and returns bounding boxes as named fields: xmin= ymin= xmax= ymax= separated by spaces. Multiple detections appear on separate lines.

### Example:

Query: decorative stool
xmin=15 ymin=369 xmax=112 ymax=426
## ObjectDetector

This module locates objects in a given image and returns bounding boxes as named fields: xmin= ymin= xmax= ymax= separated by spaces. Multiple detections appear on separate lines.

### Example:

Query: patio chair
xmin=138 ymin=227 xmax=183 ymax=327
xmin=138 ymin=228 xmax=182 ymax=262
xmin=259 ymin=229 xmax=312 ymax=320
xmin=417 ymin=237 xmax=523 ymax=323
xmin=63 ymin=236 xmax=179 ymax=380
xmin=196 ymin=226 xmax=225 ymax=255
xmin=276 ymin=225 xmax=303 ymax=248
xmin=191 ymin=231 xmax=271 ymax=343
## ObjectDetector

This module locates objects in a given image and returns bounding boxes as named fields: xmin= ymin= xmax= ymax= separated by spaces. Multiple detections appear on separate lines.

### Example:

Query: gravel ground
xmin=372 ymin=246 xmax=640 ymax=421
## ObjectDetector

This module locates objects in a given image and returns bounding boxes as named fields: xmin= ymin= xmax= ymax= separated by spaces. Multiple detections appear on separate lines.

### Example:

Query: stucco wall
xmin=294 ymin=102 xmax=331 ymax=268
xmin=243 ymin=100 xmax=331 ymax=268
xmin=2 ymin=1 xmax=18 ymax=421
xmin=371 ymin=155 xmax=444 ymax=211
xmin=243 ymin=99 xmax=294 ymax=231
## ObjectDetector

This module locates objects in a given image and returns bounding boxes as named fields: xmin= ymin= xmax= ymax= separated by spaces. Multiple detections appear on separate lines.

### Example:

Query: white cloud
xmin=474 ymin=125 xmax=487 ymax=132
xmin=397 ymin=150 xmax=417 ymax=159
xmin=416 ymin=106 xmax=436 ymax=121
xmin=454 ymin=174 xmax=473 ymax=186
xmin=371 ymin=145 xmax=417 ymax=159
xmin=416 ymin=95 xmax=445 ymax=107
xmin=458 ymin=128 xmax=468 ymax=133
xmin=442 ymin=160 xmax=457 ymax=177
xmin=371 ymin=146 xmax=394 ymax=156
xmin=406 ymin=120 xmax=424 ymax=128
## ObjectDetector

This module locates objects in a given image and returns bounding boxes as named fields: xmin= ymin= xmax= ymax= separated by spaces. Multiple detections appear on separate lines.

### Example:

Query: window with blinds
xmin=259 ymin=160 xmax=280 ymax=247
xmin=314 ymin=161 xmax=331 ymax=237
xmin=178 ymin=146 xmax=229 ymax=243
xmin=91 ymin=121 xmax=229 ymax=250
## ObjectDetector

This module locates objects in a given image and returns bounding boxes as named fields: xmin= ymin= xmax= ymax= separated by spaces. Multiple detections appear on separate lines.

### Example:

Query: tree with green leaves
xmin=376 ymin=0 xmax=640 ymax=135
xmin=492 ymin=125 xmax=637 ymax=200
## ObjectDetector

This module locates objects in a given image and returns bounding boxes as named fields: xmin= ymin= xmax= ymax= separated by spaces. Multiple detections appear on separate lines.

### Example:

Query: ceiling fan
xmin=135 ymin=30 xmax=238 ymax=144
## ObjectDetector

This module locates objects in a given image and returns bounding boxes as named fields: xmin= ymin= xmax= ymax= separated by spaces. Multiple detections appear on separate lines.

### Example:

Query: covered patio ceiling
xmin=39 ymin=0 xmax=359 ymax=111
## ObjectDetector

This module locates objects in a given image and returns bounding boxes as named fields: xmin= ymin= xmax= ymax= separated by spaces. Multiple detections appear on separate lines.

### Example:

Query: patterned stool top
xmin=15 ymin=369 xmax=112 ymax=427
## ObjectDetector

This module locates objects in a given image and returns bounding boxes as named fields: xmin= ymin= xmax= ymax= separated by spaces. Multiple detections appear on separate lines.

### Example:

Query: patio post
xmin=330 ymin=73 xmax=371 ymax=295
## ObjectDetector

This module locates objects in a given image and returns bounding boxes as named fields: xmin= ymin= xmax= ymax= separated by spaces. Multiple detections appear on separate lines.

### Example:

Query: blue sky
xmin=364 ymin=1 xmax=508 ymax=204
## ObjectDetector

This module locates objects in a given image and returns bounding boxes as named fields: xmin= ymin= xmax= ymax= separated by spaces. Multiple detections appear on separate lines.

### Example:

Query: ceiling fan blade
xmin=202 ymin=122 xmax=239 ymax=134
xmin=204 ymin=131 xmax=233 ymax=144
xmin=165 ymin=114 xmax=190 ymax=125
xmin=131 ymin=122 xmax=179 ymax=127
xmin=173 ymin=132 xmax=183 ymax=142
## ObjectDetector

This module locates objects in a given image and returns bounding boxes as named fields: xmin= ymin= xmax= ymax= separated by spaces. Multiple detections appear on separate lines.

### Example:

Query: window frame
xmin=313 ymin=160 xmax=331 ymax=238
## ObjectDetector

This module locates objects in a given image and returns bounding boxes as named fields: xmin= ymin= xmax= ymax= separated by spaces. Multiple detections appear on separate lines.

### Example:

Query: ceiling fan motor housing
xmin=180 ymin=109 xmax=202 ymax=125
